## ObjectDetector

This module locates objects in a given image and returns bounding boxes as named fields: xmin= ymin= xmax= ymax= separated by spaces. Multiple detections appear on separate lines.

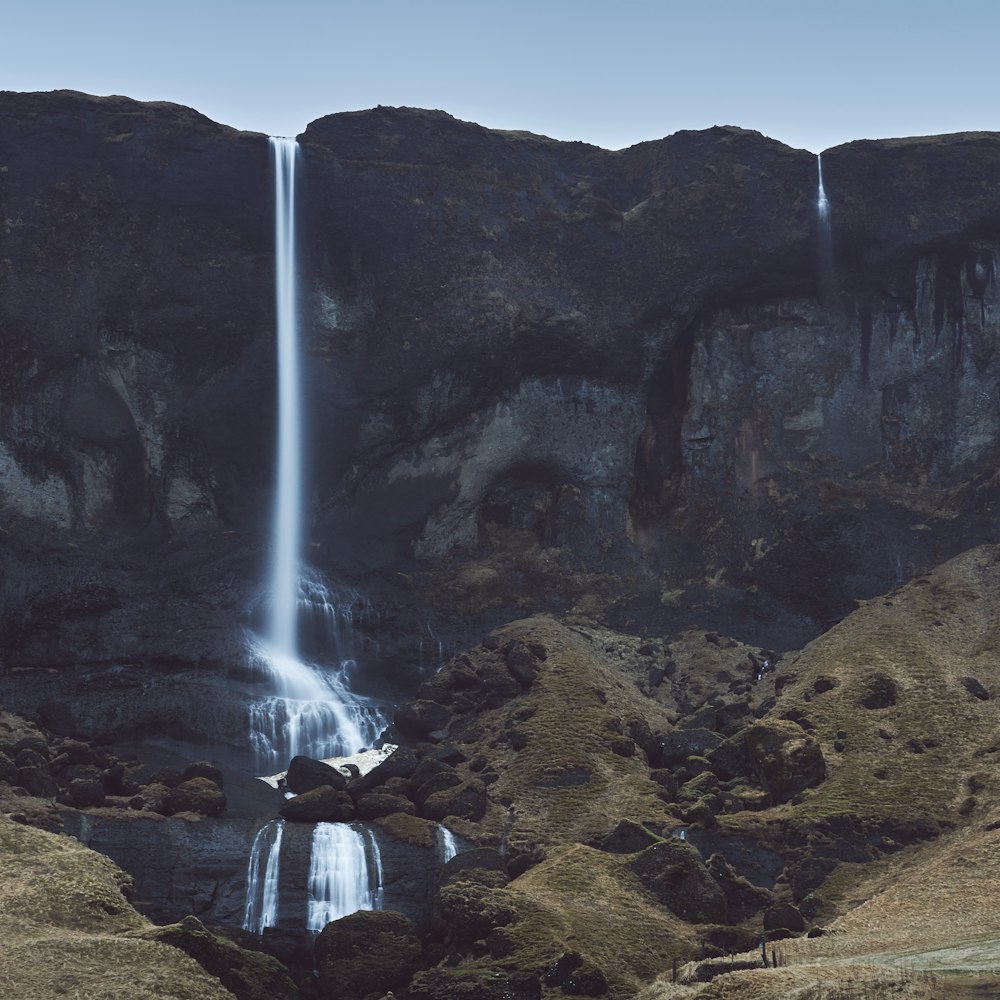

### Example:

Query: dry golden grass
xmin=635 ymin=546 xmax=1000 ymax=999
xmin=496 ymin=843 xmax=699 ymax=999
xmin=461 ymin=615 xmax=681 ymax=851
xmin=721 ymin=545 xmax=1000 ymax=837
xmin=0 ymin=818 xmax=235 ymax=1000
xmin=636 ymin=961 xmax=942 ymax=1000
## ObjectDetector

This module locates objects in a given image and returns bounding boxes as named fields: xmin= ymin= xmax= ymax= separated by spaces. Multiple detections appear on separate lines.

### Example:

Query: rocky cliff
xmin=5 ymin=89 xmax=1000 ymax=999
xmin=4 ymin=94 xmax=1000 ymax=733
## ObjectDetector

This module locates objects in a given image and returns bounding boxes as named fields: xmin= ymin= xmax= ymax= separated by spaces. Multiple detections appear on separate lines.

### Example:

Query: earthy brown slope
xmin=0 ymin=817 xmax=238 ymax=1000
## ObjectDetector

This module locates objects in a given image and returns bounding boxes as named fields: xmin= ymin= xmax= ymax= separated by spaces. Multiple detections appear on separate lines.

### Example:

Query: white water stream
xmin=247 ymin=137 xmax=385 ymax=767
xmin=439 ymin=824 xmax=458 ymax=863
xmin=307 ymin=823 xmax=383 ymax=931
xmin=243 ymin=819 xmax=285 ymax=934
xmin=817 ymin=152 xmax=830 ymax=222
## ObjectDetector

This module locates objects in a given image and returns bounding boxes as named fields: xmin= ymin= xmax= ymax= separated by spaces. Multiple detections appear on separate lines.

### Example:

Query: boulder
xmin=628 ymin=839 xmax=728 ymax=923
xmin=421 ymin=778 xmax=488 ymax=822
xmin=562 ymin=964 xmax=609 ymax=996
xmin=395 ymin=700 xmax=453 ymax=740
xmin=279 ymin=786 xmax=354 ymax=823
xmin=433 ymin=879 xmax=517 ymax=946
xmin=53 ymin=739 xmax=100 ymax=766
xmin=15 ymin=763 xmax=57 ymax=797
xmin=413 ymin=769 xmax=463 ymax=806
xmin=744 ymin=720 xmax=826 ymax=802
xmin=67 ymin=776 xmax=106 ymax=808
xmin=764 ymin=902 xmax=806 ymax=937
xmin=349 ymin=747 xmax=419 ymax=795
xmin=164 ymin=777 xmax=227 ymax=817
xmin=706 ymin=731 xmax=753 ymax=781
xmin=181 ymin=761 xmax=225 ymax=788
xmin=962 ymin=676 xmax=991 ymax=701
xmin=657 ymin=729 xmax=723 ymax=766
xmin=142 ymin=915 xmax=298 ymax=1000
xmin=440 ymin=848 xmax=507 ymax=886
xmin=504 ymin=640 xmax=540 ymax=688
xmin=355 ymin=791 xmax=416 ymax=820
xmin=315 ymin=909 xmax=422 ymax=1000
xmin=136 ymin=781 xmax=171 ymax=814
xmin=285 ymin=756 xmax=346 ymax=794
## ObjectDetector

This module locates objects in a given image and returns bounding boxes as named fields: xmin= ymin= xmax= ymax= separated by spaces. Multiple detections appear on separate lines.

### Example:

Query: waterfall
xmin=243 ymin=819 xmax=285 ymax=935
xmin=816 ymin=152 xmax=834 ymax=293
xmin=439 ymin=824 xmax=458 ymax=863
xmin=247 ymin=137 xmax=386 ymax=766
xmin=269 ymin=136 xmax=302 ymax=658
xmin=306 ymin=823 xmax=383 ymax=932
xmin=817 ymin=153 xmax=830 ymax=222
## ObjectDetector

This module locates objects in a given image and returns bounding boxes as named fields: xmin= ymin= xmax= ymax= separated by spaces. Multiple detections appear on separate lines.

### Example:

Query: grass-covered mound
xmin=0 ymin=817 xmax=297 ymax=1000
xmin=0 ymin=817 xmax=236 ymax=999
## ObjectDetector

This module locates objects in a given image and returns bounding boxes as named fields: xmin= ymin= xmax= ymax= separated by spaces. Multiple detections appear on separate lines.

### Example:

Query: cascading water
xmin=243 ymin=819 xmax=285 ymax=934
xmin=817 ymin=153 xmax=830 ymax=222
xmin=306 ymin=823 xmax=383 ymax=931
xmin=247 ymin=137 xmax=386 ymax=768
xmin=439 ymin=824 xmax=458 ymax=863
xmin=816 ymin=152 xmax=834 ymax=293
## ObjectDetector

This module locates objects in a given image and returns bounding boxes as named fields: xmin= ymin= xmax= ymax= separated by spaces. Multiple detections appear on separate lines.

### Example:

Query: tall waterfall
xmin=816 ymin=152 xmax=834 ymax=293
xmin=306 ymin=823 xmax=383 ymax=932
xmin=243 ymin=819 xmax=285 ymax=935
xmin=269 ymin=137 xmax=302 ymax=657
xmin=816 ymin=153 xmax=830 ymax=223
xmin=248 ymin=137 xmax=385 ymax=767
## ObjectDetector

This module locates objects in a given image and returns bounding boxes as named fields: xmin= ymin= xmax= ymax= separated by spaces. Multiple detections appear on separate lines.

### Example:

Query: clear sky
xmin=6 ymin=0 xmax=1000 ymax=152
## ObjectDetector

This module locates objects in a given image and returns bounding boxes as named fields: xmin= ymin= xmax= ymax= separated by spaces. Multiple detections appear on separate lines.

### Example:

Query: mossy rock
xmin=315 ymin=909 xmax=421 ymax=1000
xmin=407 ymin=968 xmax=541 ymax=1000
xmin=422 ymin=778 xmax=488 ymax=822
xmin=141 ymin=915 xmax=298 ymax=1000
xmin=164 ymin=777 xmax=227 ymax=817
xmin=628 ymin=839 xmax=727 ymax=923
xmin=745 ymin=719 xmax=826 ymax=803
xmin=434 ymin=878 xmax=517 ymax=946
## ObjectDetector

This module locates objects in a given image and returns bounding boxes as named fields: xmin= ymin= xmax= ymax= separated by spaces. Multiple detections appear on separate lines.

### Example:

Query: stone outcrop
xmin=744 ymin=719 xmax=826 ymax=803
xmin=314 ymin=909 xmax=422 ymax=999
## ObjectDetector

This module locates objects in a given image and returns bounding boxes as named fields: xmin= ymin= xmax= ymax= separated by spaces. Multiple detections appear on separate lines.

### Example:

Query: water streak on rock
xmin=243 ymin=819 xmax=285 ymax=934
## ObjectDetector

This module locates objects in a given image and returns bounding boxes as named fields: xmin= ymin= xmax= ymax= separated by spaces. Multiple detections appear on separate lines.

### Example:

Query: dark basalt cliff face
xmin=2 ymin=90 xmax=1000 ymax=744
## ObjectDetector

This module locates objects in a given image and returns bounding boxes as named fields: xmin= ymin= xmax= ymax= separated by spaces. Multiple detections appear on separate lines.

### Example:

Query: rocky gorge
xmin=3 ymin=89 xmax=1000 ymax=999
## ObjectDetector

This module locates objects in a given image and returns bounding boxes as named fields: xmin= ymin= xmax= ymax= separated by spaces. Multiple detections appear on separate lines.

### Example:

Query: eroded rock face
xmin=3 ymin=91 xmax=1000 ymax=738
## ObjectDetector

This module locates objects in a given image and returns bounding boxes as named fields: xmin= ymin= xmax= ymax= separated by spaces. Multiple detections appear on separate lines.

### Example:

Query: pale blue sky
xmin=6 ymin=0 xmax=999 ymax=152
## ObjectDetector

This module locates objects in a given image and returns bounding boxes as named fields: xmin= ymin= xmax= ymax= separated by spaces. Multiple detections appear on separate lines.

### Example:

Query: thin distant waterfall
xmin=243 ymin=819 xmax=285 ymax=935
xmin=816 ymin=152 xmax=834 ymax=293
xmin=816 ymin=153 xmax=830 ymax=222
xmin=307 ymin=824 xmax=383 ymax=932
xmin=268 ymin=136 xmax=302 ymax=658
xmin=439 ymin=824 xmax=458 ymax=862
xmin=247 ymin=138 xmax=386 ymax=766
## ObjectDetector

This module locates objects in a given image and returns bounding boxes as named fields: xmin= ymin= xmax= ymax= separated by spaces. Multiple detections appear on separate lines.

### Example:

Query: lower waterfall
xmin=243 ymin=819 xmax=285 ymax=935
xmin=306 ymin=823 xmax=383 ymax=932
